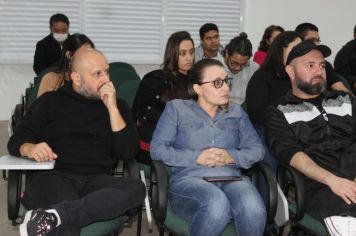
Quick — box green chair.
[109,63,140,89]
[150,160,278,236]
[109,62,137,73]
[3,155,140,236]
[277,165,327,235]
[116,80,140,108]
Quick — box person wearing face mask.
[33,13,70,75]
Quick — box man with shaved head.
[266,41,356,235]
[8,48,146,236]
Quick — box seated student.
[37,33,94,97]
[221,33,259,105]
[266,41,356,236]
[334,25,356,93]
[295,22,351,93]
[151,59,266,236]
[253,25,284,65]
[8,48,146,236]
[132,31,194,165]
[33,13,70,75]
[195,23,224,62]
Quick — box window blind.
[0,0,244,64]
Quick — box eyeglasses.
[228,57,249,69]
[197,77,232,89]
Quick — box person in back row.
[151,59,266,236]
[37,33,95,97]
[222,33,259,105]
[295,22,351,93]
[33,13,70,75]
[334,25,356,93]
[195,23,224,62]
[266,40,356,236]
[132,31,194,165]
[253,25,284,65]
[9,48,146,236]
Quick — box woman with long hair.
[132,31,194,165]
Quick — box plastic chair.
[0,154,141,236]
[150,160,279,236]
[109,62,137,73]
[277,164,328,236]
[109,63,140,88]
[117,80,140,108]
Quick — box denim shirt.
[150,99,264,180]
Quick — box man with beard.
[8,48,146,236]
[266,40,356,236]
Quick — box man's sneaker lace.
[20,209,58,236]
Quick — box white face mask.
[53,33,68,42]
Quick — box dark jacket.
[246,63,341,126]
[266,90,356,183]
[33,34,62,75]
[131,69,190,164]
[8,82,139,175]
[334,39,356,85]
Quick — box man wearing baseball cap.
[266,40,356,236]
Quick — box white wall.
[0,0,355,120]
[245,0,356,63]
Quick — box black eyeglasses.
[197,77,232,89]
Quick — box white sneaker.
[324,215,356,236]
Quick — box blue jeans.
[169,176,266,236]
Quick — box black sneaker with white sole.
[20,209,58,236]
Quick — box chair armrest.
[7,170,22,224]
[277,164,305,222]
[123,158,139,180]
[149,160,168,226]
[250,161,278,223]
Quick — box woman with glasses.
[132,31,194,165]
[222,32,259,105]
[151,59,266,236]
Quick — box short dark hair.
[295,23,318,38]
[262,31,303,77]
[49,13,70,28]
[354,25,356,35]
[224,32,252,57]
[199,23,219,40]
[258,25,285,52]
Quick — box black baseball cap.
[286,40,331,65]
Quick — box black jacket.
[33,34,62,75]
[266,90,356,182]
[334,39,356,85]
[131,69,189,164]
[8,83,139,175]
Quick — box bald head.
[71,48,106,74]
[70,48,110,98]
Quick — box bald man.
[8,48,146,236]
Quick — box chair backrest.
[116,80,140,108]
[27,67,57,111]
[109,67,140,89]
[109,61,136,73]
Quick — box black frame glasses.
[228,57,249,69]
[197,77,232,89]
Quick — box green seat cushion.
[80,216,124,236]
[289,204,327,236]
[165,205,236,235]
